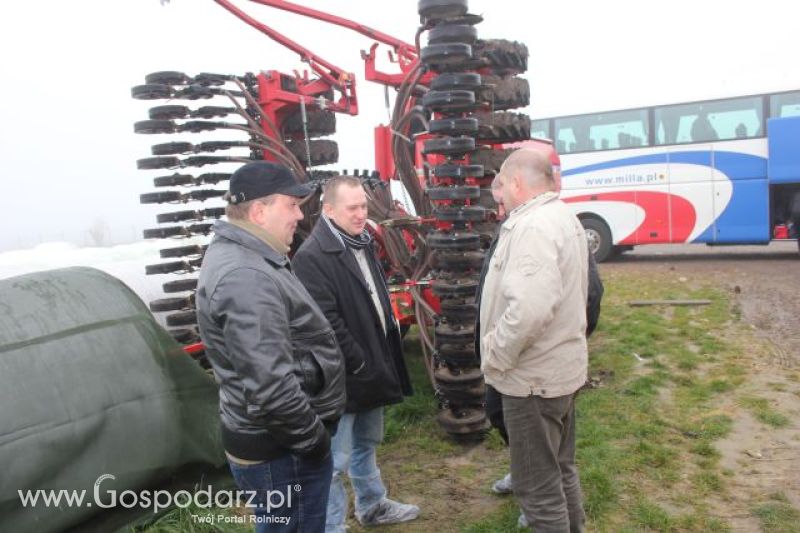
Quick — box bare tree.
[87,218,109,247]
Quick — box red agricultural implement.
[131,0,555,440]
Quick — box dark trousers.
[228,452,333,532]
[502,393,585,533]
[485,384,509,445]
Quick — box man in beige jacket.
[479,149,589,532]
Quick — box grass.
[457,271,797,532]
[461,500,521,533]
[753,493,800,533]
[566,275,744,530]
[739,395,791,428]
[628,499,673,531]
[134,270,799,532]
[383,335,453,452]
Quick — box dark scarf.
[326,216,394,329]
[328,218,372,250]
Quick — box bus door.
[631,154,670,244]
[711,143,770,243]
[667,146,715,243]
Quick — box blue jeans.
[228,452,333,533]
[326,408,386,532]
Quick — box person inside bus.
[690,112,718,142]
[735,122,748,138]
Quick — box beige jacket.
[479,191,589,398]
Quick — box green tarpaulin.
[0,267,224,532]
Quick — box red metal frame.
[214,0,426,95]
[211,0,437,163]
[245,0,422,87]
[248,0,414,50]
[363,42,432,88]
[214,0,359,116]
[254,70,358,160]
[184,0,517,355]
[373,125,395,181]
[391,285,440,326]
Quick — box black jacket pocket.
[293,349,324,396]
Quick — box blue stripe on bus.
[712,152,768,180]
[562,151,766,180]
[562,153,667,176]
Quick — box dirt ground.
[604,241,800,531]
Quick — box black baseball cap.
[226,161,312,204]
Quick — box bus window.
[588,109,648,151]
[554,118,580,153]
[531,119,551,139]
[770,91,800,117]
[555,109,648,153]
[655,96,763,144]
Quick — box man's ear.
[322,202,333,218]
[248,201,264,224]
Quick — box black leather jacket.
[197,220,346,460]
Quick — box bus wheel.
[582,218,613,262]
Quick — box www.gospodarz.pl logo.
[18,473,299,514]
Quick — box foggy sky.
[1,0,798,251]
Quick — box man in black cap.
[196,161,347,532]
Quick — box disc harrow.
[417,0,531,441]
[132,68,338,346]
[131,0,541,443]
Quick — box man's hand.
[300,424,331,463]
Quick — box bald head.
[498,149,555,211]
[499,149,554,190]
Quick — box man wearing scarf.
[292,176,417,532]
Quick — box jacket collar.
[503,191,559,231]
[212,219,289,268]
[310,216,372,292]
[313,215,348,254]
[228,218,290,255]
